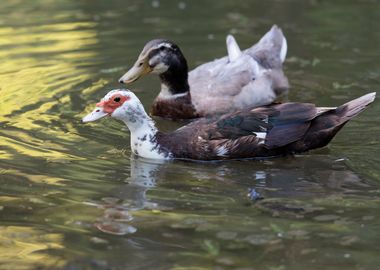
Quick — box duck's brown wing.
[157,94,376,160]
[158,102,320,159]
[203,102,319,151]
[252,103,318,148]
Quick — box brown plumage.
[154,93,376,160]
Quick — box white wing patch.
[216,146,229,157]
[254,132,267,145]
[254,132,267,139]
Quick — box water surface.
[1,1,380,269]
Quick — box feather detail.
[226,35,242,62]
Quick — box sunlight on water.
[0,17,101,162]
[0,226,64,269]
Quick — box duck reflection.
[94,154,374,235]
[245,155,373,200]
[95,157,167,235]
[178,155,373,200]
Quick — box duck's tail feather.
[335,92,376,124]
[299,92,376,152]
[245,25,287,69]
[279,34,287,63]
[226,35,242,62]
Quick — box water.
[1,0,380,269]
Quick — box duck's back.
[188,54,287,116]
[188,25,289,116]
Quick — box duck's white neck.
[118,104,170,160]
[158,83,189,100]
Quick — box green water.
[1,0,380,269]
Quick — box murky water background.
[1,0,380,269]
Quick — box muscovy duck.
[82,89,375,161]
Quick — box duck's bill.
[82,107,108,123]
[119,60,151,84]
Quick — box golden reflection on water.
[0,20,101,161]
[0,13,103,267]
[0,226,64,269]
[0,21,97,115]
[0,11,97,268]
[2,168,66,186]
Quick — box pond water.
[1,0,380,269]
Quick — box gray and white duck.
[82,89,376,161]
[118,25,289,119]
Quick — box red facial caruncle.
[96,93,130,114]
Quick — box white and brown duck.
[118,25,289,119]
[83,89,376,161]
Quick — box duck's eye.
[138,62,143,67]
[159,46,166,51]
[114,97,121,102]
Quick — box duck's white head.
[82,89,152,131]
[83,89,166,160]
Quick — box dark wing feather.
[252,103,317,123]
[162,102,320,159]
[265,122,311,148]
[261,103,318,148]
[209,112,272,140]
[211,135,261,157]
[204,103,318,148]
